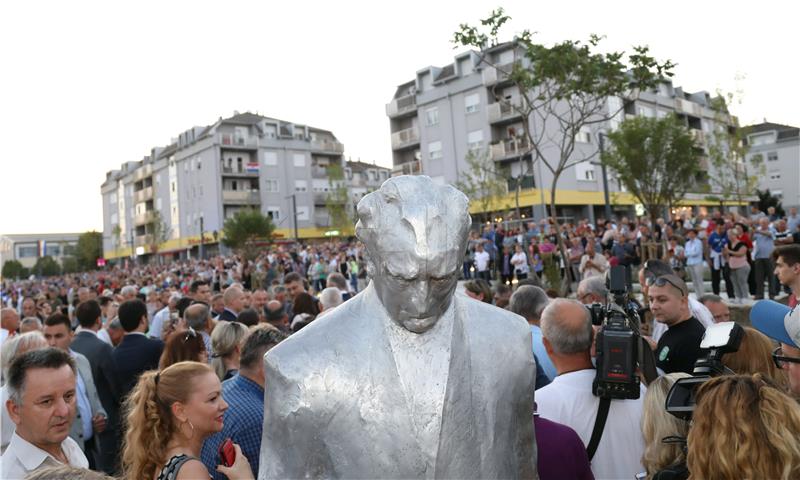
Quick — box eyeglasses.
[772,347,800,369]
[648,276,687,297]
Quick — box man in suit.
[112,299,164,400]
[72,300,122,474]
[42,313,107,468]
[218,286,244,322]
[259,176,537,479]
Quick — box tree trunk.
[549,173,573,294]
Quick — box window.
[266,207,280,221]
[264,179,279,192]
[467,130,483,152]
[426,107,439,126]
[575,129,592,144]
[769,172,781,180]
[197,158,202,170]
[768,152,779,162]
[575,162,596,181]
[381,171,388,180]
[171,182,176,193]
[637,105,655,118]
[46,244,61,257]
[264,124,277,139]
[428,141,443,160]
[263,151,278,166]
[110,213,118,224]
[295,180,308,192]
[109,193,117,205]
[465,93,480,114]
[17,245,38,258]
[656,110,668,119]
[293,153,306,167]
[296,206,310,221]
[749,133,773,146]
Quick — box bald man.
[219,286,245,322]
[2,308,20,337]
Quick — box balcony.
[134,234,154,247]
[313,192,347,204]
[675,98,701,117]
[219,133,257,150]
[482,61,521,86]
[390,126,420,150]
[310,138,344,154]
[689,129,707,146]
[134,210,156,225]
[221,166,259,177]
[133,164,153,182]
[222,190,261,205]
[391,160,422,176]
[134,185,154,203]
[488,99,524,123]
[386,94,417,118]
[314,214,331,227]
[490,137,530,162]
[311,166,330,178]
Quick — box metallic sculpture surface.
[258,176,538,479]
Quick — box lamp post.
[598,132,613,221]
[199,215,205,260]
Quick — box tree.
[325,163,353,234]
[222,208,275,261]
[32,256,61,277]
[601,116,701,223]
[757,189,785,218]
[455,149,509,222]
[150,210,172,261]
[454,8,674,291]
[111,224,122,250]
[2,259,24,279]
[61,256,79,274]
[76,231,103,271]
[706,89,763,212]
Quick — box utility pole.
[598,132,613,222]
[199,215,205,260]
[129,228,135,264]
[291,194,299,241]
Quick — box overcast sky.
[2,0,797,234]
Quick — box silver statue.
[259,176,537,479]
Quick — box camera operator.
[647,275,705,374]
[536,298,646,479]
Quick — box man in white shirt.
[473,242,490,281]
[579,241,608,280]
[2,348,89,479]
[536,298,646,480]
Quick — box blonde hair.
[687,374,800,479]
[210,321,249,380]
[1,331,47,381]
[641,373,691,478]
[121,361,214,480]
[722,327,787,389]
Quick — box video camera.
[588,265,643,400]
[665,321,744,420]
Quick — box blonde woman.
[687,374,800,479]
[122,361,254,479]
[640,373,691,479]
[211,321,249,381]
[723,327,788,390]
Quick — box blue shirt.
[754,226,776,259]
[201,374,264,479]
[707,231,727,253]
[531,325,557,381]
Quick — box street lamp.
[597,132,613,221]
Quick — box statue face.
[371,251,459,334]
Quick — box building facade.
[744,122,800,211]
[101,112,352,260]
[386,43,742,222]
[0,233,81,269]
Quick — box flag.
[246,162,259,173]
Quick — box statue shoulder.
[457,295,531,339]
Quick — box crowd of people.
[1,204,800,479]
[464,205,800,303]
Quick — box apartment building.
[743,122,800,210]
[386,43,741,222]
[101,112,347,260]
[0,233,81,269]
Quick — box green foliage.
[76,231,103,271]
[61,256,79,274]
[150,210,171,255]
[602,116,701,221]
[757,189,785,218]
[222,209,275,260]
[455,150,508,221]
[2,259,24,279]
[706,91,762,208]
[32,256,61,277]
[325,163,352,234]
[542,253,562,291]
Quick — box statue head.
[356,176,471,333]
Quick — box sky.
[2,0,798,234]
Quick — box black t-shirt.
[656,317,705,374]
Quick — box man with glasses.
[647,274,705,374]
[751,301,800,396]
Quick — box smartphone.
[218,438,235,467]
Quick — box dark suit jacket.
[112,333,164,400]
[217,308,238,322]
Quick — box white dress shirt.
[536,369,647,480]
[1,431,88,479]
